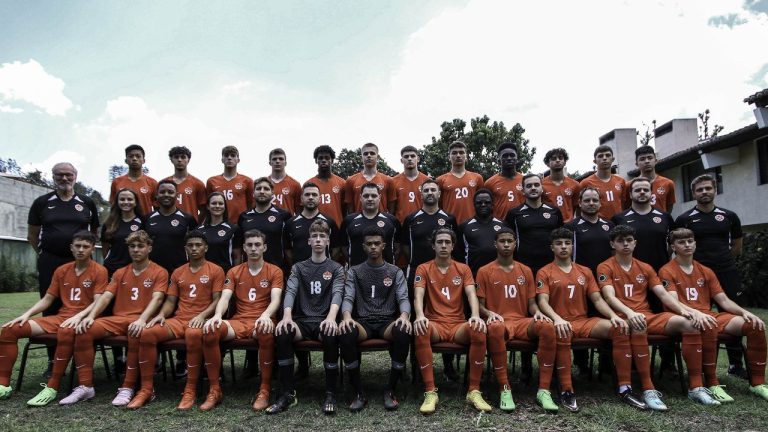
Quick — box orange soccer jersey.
[649,175,676,212]
[597,257,661,314]
[659,260,723,313]
[165,174,207,221]
[46,260,108,318]
[110,174,158,215]
[414,260,474,324]
[437,171,484,224]
[271,175,302,215]
[579,173,626,220]
[307,174,346,226]
[344,172,395,213]
[475,261,535,320]
[103,262,169,318]
[391,171,430,223]
[206,174,255,224]
[224,262,284,320]
[536,262,599,321]
[542,176,581,222]
[168,261,225,321]
[483,173,525,220]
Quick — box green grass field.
[1,292,767,432]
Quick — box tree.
[0,158,23,176]
[108,165,128,182]
[334,148,398,179]
[637,120,656,147]
[420,115,535,179]
[698,109,724,141]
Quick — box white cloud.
[0,59,74,116]
[21,150,86,180]
[0,104,23,113]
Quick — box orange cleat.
[126,389,155,410]
[177,388,197,411]
[200,388,223,411]
[252,389,270,411]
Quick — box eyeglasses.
[53,172,76,178]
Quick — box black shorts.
[359,317,397,339]
[295,320,325,341]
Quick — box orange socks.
[486,323,510,389]
[701,327,719,387]
[257,332,275,392]
[610,328,632,387]
[743,322,767,386]
[681,332,704,389]
[0,322,32,386]
[630,333,654,391]
[47,327,76,390]
[533,322,556,391]
[184,328,204,391]
[202,326,227,391]
[467,326,486,392]
[414,332,435,391]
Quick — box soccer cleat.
[0,384,12,400]
[252,389,269,411]
[26,384,57,407]
[708,385,735,403]
[59,385,95,406]
[536,389,559,413]
[383,391,399,411]
[727,365,749,381]
[688,387,720,406]
[200,388,223,411]
[265,391,297,414]
[618,387,647,410]
[322,391,337,414]
[642,389,668,411]
[560,391,579,412]
[127,388,155,409]
[499,385,515,411]
[750,384,768,402]
[420,390,439,415]
[177,388,197,410]
[111,388,134,407]
[349,393,367,412]
[466,389,492,413]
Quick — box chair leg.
[99,344,112,380]
[229,349,236,383]
[15,341,32,392]
[161,352,168,382]
[463,353,469,387]
[673,343,686,395]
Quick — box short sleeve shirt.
[659,260,723,313]
[476,261,535,320]
[536,262,599,321]
[105,261,169,317]
[111,175,158,216]
[414,260,474,324]
[46,260,108,318]
[206,174,254,225]
[438,171,484,224]
[224,262,284,320]
[596,257,660,314]
[167,261,225,321]
[484,173,525,221]
[579,174,627,220]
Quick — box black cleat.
[322,391,337,415]
[727,365,749,381]
[619,387,647,410]
[349,393,367,412]
[265,391,297,414]
[560,391,579,412]
[383,391,399,411]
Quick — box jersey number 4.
[440,286,451,300]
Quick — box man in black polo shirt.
[456,189,507,275]
[27,162,99,374]
[675,173,747,378]
[340,183,400,266]
[284,182,340,264]
[145,179,196,276]
[237,177,292,268]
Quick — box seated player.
[0,231,107,404]
[126,231,224,409]
[267,220,345,415]
[477,227,566,413]
[660,228,768,403]
[413,227,490,414]
[597,225,717,408]
[199,229,283,411]
[338,227,411,412]
[536,228,640,412]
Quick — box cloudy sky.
[1,0,766,195]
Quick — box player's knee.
[536,322,556,343]
[487,322,504,339]
[56,326,76,344]
[257,332,274,349]
[321,334,338,351]
[275,329,295,347]
[338,327,359,348]
[202,330,219,346]
[390,325,410,345]
[469,326,486,344]
[701,327,718,343]
[414,332,431,348]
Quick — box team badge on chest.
[75,204,84,212]
[260,279,269,288]
[383,277,393,287]
[437,218,446,226]
[185,187,193,195]
[282,187,290,195]
[322,271,332,280]
[140,186,149,193]
[332,186,340,193]
[652,217,662,224]
[468,179,477,187]
[635,274,646,284]
[377,221,385,228]
[82,279,92,288]
[144,279,153,288]
[218,230,226,237]
[696,278,705,287]
[715,214,725,222]
[200,275,210,284]
[268,216,276,223]
[235,183,243,190]
[130,224,139,231]
[517,275,526,285]
[543,212,551,219]
[452,276,462,285]
[171,219,179,227]
[576,275,586,285]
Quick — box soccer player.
[197,192,238,272]
[110,144,158,215]
[484,142,525,221]
[101,189,145,277]
[237,177,292,268]
[437,140,484,224]
[267,220,344,414]
[206,146,254,225]
[126,231,224,409]
[340,183,400,266]
[477,228,566,413]
[195,229,283,411]
[338,227,411,411]
[536,227,638,412]
[45,231,168,407]
[542,148,581,222]
[0,231,107,403]
[285,182,340,264]
[597,225,717,408]
[165,146,207,223]
[612,177,674,273]
[344,142,395,214]
[268,148,302,215]
[456,189,506,275]
[660,228,768,403]
[675,174,747,378]
[306,145,346,227]
[634,145,675,213]
[390,146,430,223]
[579,145,626,220]
[413,227,491,414]
[145,180,196,277]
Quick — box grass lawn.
[0,291,767,432]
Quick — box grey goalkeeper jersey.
[284,258,345,322]
[341,261,410,320]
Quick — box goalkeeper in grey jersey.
[338,227,412,412]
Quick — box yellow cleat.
[419,390,439,414]
[466,389,492,413]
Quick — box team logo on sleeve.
[415,275,422,283]
[576,275,586,285]
[565,188,573,196]
[377,221,385,228]
[171,219,179,227]
[75,204,84,212]
[715,214,725,222]
[268,216,276,222]
[598,274,607,282]
[493,225,501,231]
[218,230,226,237]
[383,276,393,287]
[536,280,543,289]
[468,179,477,187]
[200,275,210,283]
[332,186,340,193]
[696,278,705,287]
[130,224,140,231]
[652,217,662,224]
[140,186,149,193]
[82,279,93,288]
[260,279,269,288]
[602,224,609,231]
[235,183,243,190]
[144,279,153,288]
[185,187,193,195]
[656,187,666,195]
[437,218,446,226]
[282,187,290,195]
[543,213,551,219]
[517,275,526,285]
[636,274,646,284]
[452,276,462,285]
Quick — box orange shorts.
[642,312,676,335]
[30,315,66,334]
[227,318,276,339]
[501,318,535,341]
[705,311,738,332]
[89,315,134,336]
[571,317,604,338]
[164,317,190,338]
[429,320,465,342]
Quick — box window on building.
[758,137,768,185]
[681,160,722,202]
